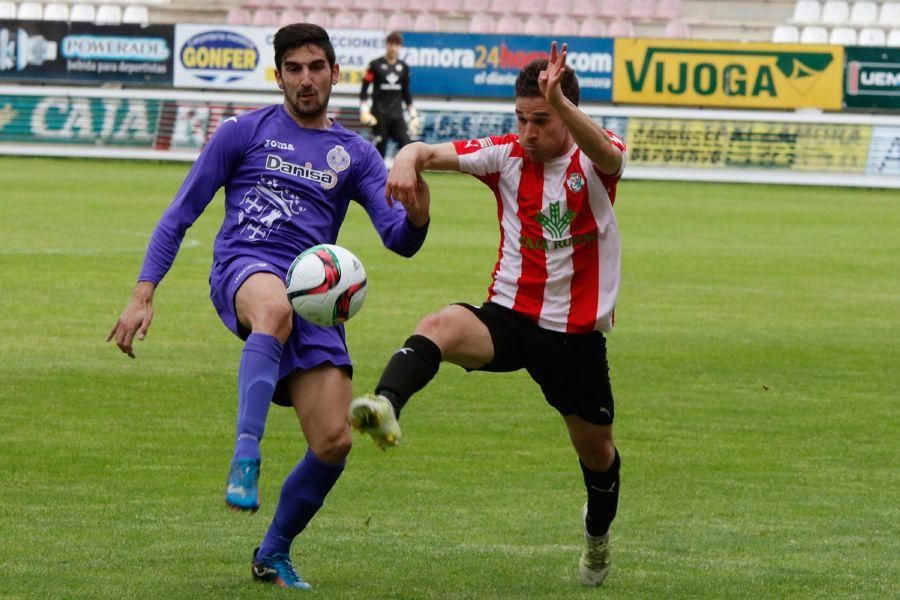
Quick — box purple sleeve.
[353,143,428,258]
[137,120,245,284]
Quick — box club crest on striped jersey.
[327,145,351,172]
[566,172,585,192]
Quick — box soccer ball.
[285,244,368,327]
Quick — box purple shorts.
[209,256,352,406]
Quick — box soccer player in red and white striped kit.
[350,42,626,587]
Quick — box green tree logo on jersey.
[535,202,575,239]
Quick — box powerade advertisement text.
[0,20,173,85]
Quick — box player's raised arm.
[541,41,622,175]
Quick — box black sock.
[375,335,442,418]
[580,450,620,537]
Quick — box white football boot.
[348,394,401,450]
[579,503,611,586]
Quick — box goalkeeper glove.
[407,106,421,137]
[359,103,377,127]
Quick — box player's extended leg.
[349,304,494,448]
[252,364,351,590]
[565,417,619,586]
[226,273,293,512]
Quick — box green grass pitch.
[0,156,898,598]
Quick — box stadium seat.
[800,25,828,42]
[569,0,598,19]
[579,17,606,37]
[386,12,414,30]
[523,14,550,34]
[432,0,462,14]
[462,0,491,15]
[541,0,573,17]
[495,14,523,32]
[331,11,359,28]
[656,0,682,20]
[226,7,253,24]
[468,12,494,32]
[627,0,656,21]
[857,27,886,45]
[791,1,822,24]
[772,25,801,42]
[829,25,857,43]
[551,15,579,35]
[0,1,13,19]
[487,0,516,15]
[349,0,370,12]
[888,28,900,45]
[880,3,900,28]
[412,12,441,31]
[821,1,850,25]
[122,5,149,25]
[307,9,333,27]
[17,2,43,20]
[515,0,545,16]
[599,0,627,18]
[358,11,384,28]
[278,9,305,25]
[94,4,122,25]
[70,3,96,22]
[43,2,69,21]
[251,8,277,26]
[849,1,878,26]
[663,20,691,38]
[607,19,635,37]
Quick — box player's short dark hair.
[515,59,580,106]
[273,23,336,70]
[386,31,403,45]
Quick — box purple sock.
[257,448,345,557]
[232,333,283,462]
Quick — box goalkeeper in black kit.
[359,31,420,158]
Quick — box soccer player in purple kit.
[107,23,429,590]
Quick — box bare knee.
[251,300,293,343]
[310,425,352,464]
[414,311,445,339]
[578,439,616,472]
[413,305,484,360]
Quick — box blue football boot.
[251,547,312,590]
[225,458,260,512]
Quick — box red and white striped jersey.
[454,132,626,333]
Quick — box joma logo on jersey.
[625,47,833,97]
[265,154,336,189]
[265,139,294,151]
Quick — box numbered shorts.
[458,302,614,425]
[209,256,352,406]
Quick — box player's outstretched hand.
[539,41,568,108]
[404,172,431,228]
[107,281,155,359]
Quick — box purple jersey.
[138,104,426,284]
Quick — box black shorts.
[459,302,614,425]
